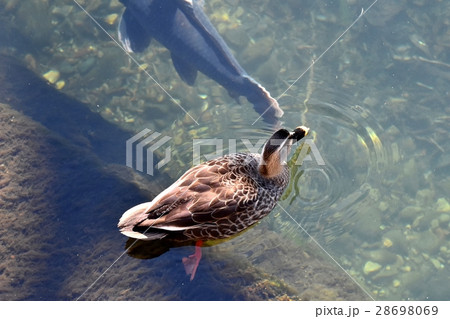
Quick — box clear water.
[0,0,449,300]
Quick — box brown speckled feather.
[119,153,287,241]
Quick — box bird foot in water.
[182,241,203,281]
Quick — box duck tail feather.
[118,202,167,240]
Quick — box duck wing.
[118,157,258,240]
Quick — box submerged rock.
[353,207,382,240]
[0,102,159,300]
[241,36,274,69]
[366,249,397,265]
[363,261,382,275]
[365,0,406,27]
[16,1,53,47]
[436,198,450,213]
[399,206,423,222]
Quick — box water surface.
[0,0,449,300]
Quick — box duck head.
[258,126,309,178]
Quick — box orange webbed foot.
[182,241,203,281]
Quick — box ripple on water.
[279,96,393,245]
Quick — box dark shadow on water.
[0,54,131,164]
[124,238,195,260]
[0,53,173,300]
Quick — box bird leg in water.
[182,240,203,281]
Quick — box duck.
[118,126,309,280]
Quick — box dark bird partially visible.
[118,126,309,280]
[118,0,284,125]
